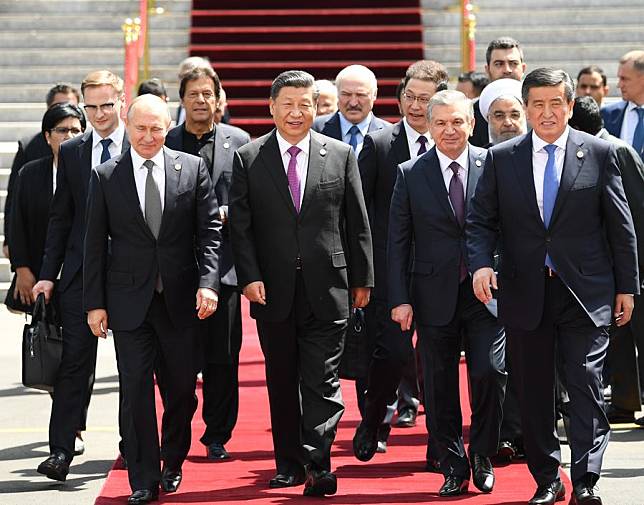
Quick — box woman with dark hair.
[8,102,86,309]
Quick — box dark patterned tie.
[448,161,467,282]
[417,135,428,156]
[286,145,302,212]
[100,138,112,164]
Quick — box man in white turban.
[478,78,527,146]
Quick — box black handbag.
[22,293,63,392]
[339,308,369,380]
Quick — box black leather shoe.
[303,468,337,497]
[352,422,378,462]
[470,453,494,493]
[606,405,635,424]
[394,407,417,428]
[207,442,231,460]
[37,452,70,482]
[571,475,602,504]
[439,474,469,496]
[635,416,644,427]
[528,479,565,504]
[127,489,159,504]
[496,440,517,461]
[424,458,441,474]
[161,466,182,492]
[268,473,305,488]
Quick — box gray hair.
[426,89,474,121]
[522,67,575,104]
[335,64,378,96]
[620,50,644,72]
[270,70,319,101]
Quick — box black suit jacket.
[312,111,391,141]
[388,145,487,326]
[358,120,407,300]
[39,129,129,291]
[230,129,374,322]
[469,100,489,148]
[467,129,639,329]
[165,122,250,286]
[83,147,221,331]
[9,155,54,276]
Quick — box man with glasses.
[353,61,448,470]
[33,70,129,482]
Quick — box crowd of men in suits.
[4,35,643,505]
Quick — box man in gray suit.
[165,65,250,462]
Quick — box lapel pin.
[576,150,584,159]
[320,148,327,156]
[174,163,182,171]
[223,142,230,149]
[475,159,482,167]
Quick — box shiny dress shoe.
[425,458,441,474]
[439,474,469,496]
[268,473,305,488]
[37,451,70,481]
[161,466,182,492]
[571,476,602,504]
[635,416,644,427]
[127,489,159,504]
[353,422,378,462]
[207,442,231,460]
[303,468,337,497]
[470,453,494,493]
[376,440,387,453]
[394,407,417,428]
[496,440,516,461]
[74,432,85,456]
[606,405,635,424]
[528,479,565,504]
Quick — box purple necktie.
[287,145,302,212]
[417,135,428,156]
[448,161,468,281]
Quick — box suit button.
[545,237,551,243]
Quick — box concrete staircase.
[422,0,644,96]
[0,0,191,298]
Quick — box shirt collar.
[276,130,310,157]
[92,120,125,150]
[339,111,372,137]
[436,146,470,174]
[402,117,430,144]
[532,126,569,154]
[130,146,166,171]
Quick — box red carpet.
[95,301,571,504]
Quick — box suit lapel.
[210,125,231,182]
[260,131,298,217]
[465,146,484,213]
[78,130,93,191]
[161,148,182,232]
[422,149,460,228]
[390,122,411,164]
[115,151,155,240]
[325,113,342,140]
[550,131,585,226]
[512,134,542,224]
[299,132,328,219]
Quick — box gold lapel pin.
[174,163,182,171]
[475,159,482,167]
[223,142,230,149]
[320,148,327,156]
[576,150,584,159]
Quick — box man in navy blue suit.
[601,50,644,159]
[468,68,639,505]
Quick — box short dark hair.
[45,83,80,108]
[522,67,575,104]
[457,71,490,95]
[270,70,319,101]
[577,65,607,87]
[179,66,221,100]
[403,60,449,90]
[138,78,168,99]
[486,37,523,66]
[395,79,405,103]
[41,102,86,134]
[568,96,603,135]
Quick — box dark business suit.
[469,100,489,147]
[39,129,129,459]
[84,147,221,492]
[166,122,250,448]
[388,145,505,478]
[230,129,373,475]
[467,128,639,486]
[601,100,628,138]
[312,111,390,141]
[598,129,644,411]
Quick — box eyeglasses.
[402,93,432,105]
[83,102,116,114]
[51,126,83,135]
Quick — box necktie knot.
[544,144,557,156]
[348,125,360,152]
[100,138,113,164]
[287,145,301,158]
[348,125,360,135]
[143,159,154,172]
[449,161,460,177]
[100,138,112,149]
[417,135,428,156]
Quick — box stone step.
[0,258,10,281]
[0,168,10,188]
[0,124,39,143]
[0,190,7,215]
[0,82,181,103]
[0,212,4,235]
[0,30,188,49]
[0,12,190,30]
[0,65,179,85]
[0,144,17,169]
[0,47,184,67]
[424,0,644,8]
[0,0,190,14]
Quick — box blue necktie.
[543,144,558,270]
[348,125,360,152]
[100,138,113,164]
[632,108,644,159]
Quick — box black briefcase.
[22,293,63,392]
[339,308,369,380]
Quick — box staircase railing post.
[461,0,477,72]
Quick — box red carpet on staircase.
[189,0,426,137]
[95,301,571,504]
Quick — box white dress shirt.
[131,147,166,214]
[436,147,469,202]
[619,101,644,147]
[52,161,57,194]
[276,130,310,208]
[402,117,433,160]
[91,121,125,168]
[532,127,569,221]
[339,111,372,156]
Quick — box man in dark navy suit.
[468,68,639,505]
